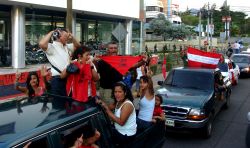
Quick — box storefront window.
[132,21,142,55]
[0,6,11,67]
[97,21,114,44]
[25,9,65,65]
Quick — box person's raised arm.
[68,32,81,49]
[14,72,27,93]
[39,31,53,51]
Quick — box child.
[152,94,165,123]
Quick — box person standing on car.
[94,41,148,107]
[96,81,137,147]
[137,75,155,131]
[60,46,99,103]
[39,28,80,97]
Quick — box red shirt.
[153,106,163,116]
[66,62,96,102]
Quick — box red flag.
[99,55,143,75]
[187,47,222,69]
[162,55,167,79]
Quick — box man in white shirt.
[39,28,80,98]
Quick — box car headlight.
[243,67,250,72]
[187,109,206,120]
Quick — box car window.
[164,70,173,85]
[233,56,249,63]
[218,63,228,72]
[60,121,90,148]
[16,136,49,148]
[171,70,213,90]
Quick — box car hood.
[236,63,249,69]
[156,86,213,108]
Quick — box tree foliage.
[149,14,192,40]
[149,14,170,36]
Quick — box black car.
[156,67,232,138]
[0,95,165,148]
[232,54,250,76]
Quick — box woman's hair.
[140,75,154,96]
[72,45,92,60]
[111,81,134,103]
[155,94,163,104]
[26,72,39,97]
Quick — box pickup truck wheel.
[202,116,213,138]
[223,91,231,109]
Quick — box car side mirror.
[158,81,163,86]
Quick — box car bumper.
[165,117,209,129]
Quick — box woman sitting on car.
[96,81,137,147]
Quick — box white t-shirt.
[136,67,143,80]
[114,100,137,136]
[45,41,74,76]
[138,95,155,122]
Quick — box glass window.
[132,21,141,55]
[97,21,114,44]
[19,136,49,148]
[25,9,65,65]
[0,7,11,67]
[172,70,213,90]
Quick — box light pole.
[210,4,216,49]
[66,0,72,32]
[198,10,201,49]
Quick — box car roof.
[174,67,214,73]
[233,54,250,57]
[0,96,98,144]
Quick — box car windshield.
[170,70,213,90]
[218,63,228,72]
[233,56,249,63]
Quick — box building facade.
[0,0,143,68]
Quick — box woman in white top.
[96,81,137,147]
[137,75,155,131]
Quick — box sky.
[173,0,250,16]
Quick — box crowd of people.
[14,28,166,148]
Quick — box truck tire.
[223,89,231,109]
[202,115,213,138]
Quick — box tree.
[180,15,199,26]
[149,14,171,40]
[166,25,192,41]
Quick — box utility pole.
[66,0,72,32]
[198,10,201,49]
[210,4,216,49]
[207,2,210,51]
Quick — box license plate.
[165,119,175,127]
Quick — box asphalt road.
[161,77,250,148]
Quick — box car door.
[232,62,239,79]
[213,74,226,115]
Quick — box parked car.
[225,59,240,85]
[0,95,165,148]
[232,54,250,77]
[156,67,232,138]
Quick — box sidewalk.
[0,64,50,75]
